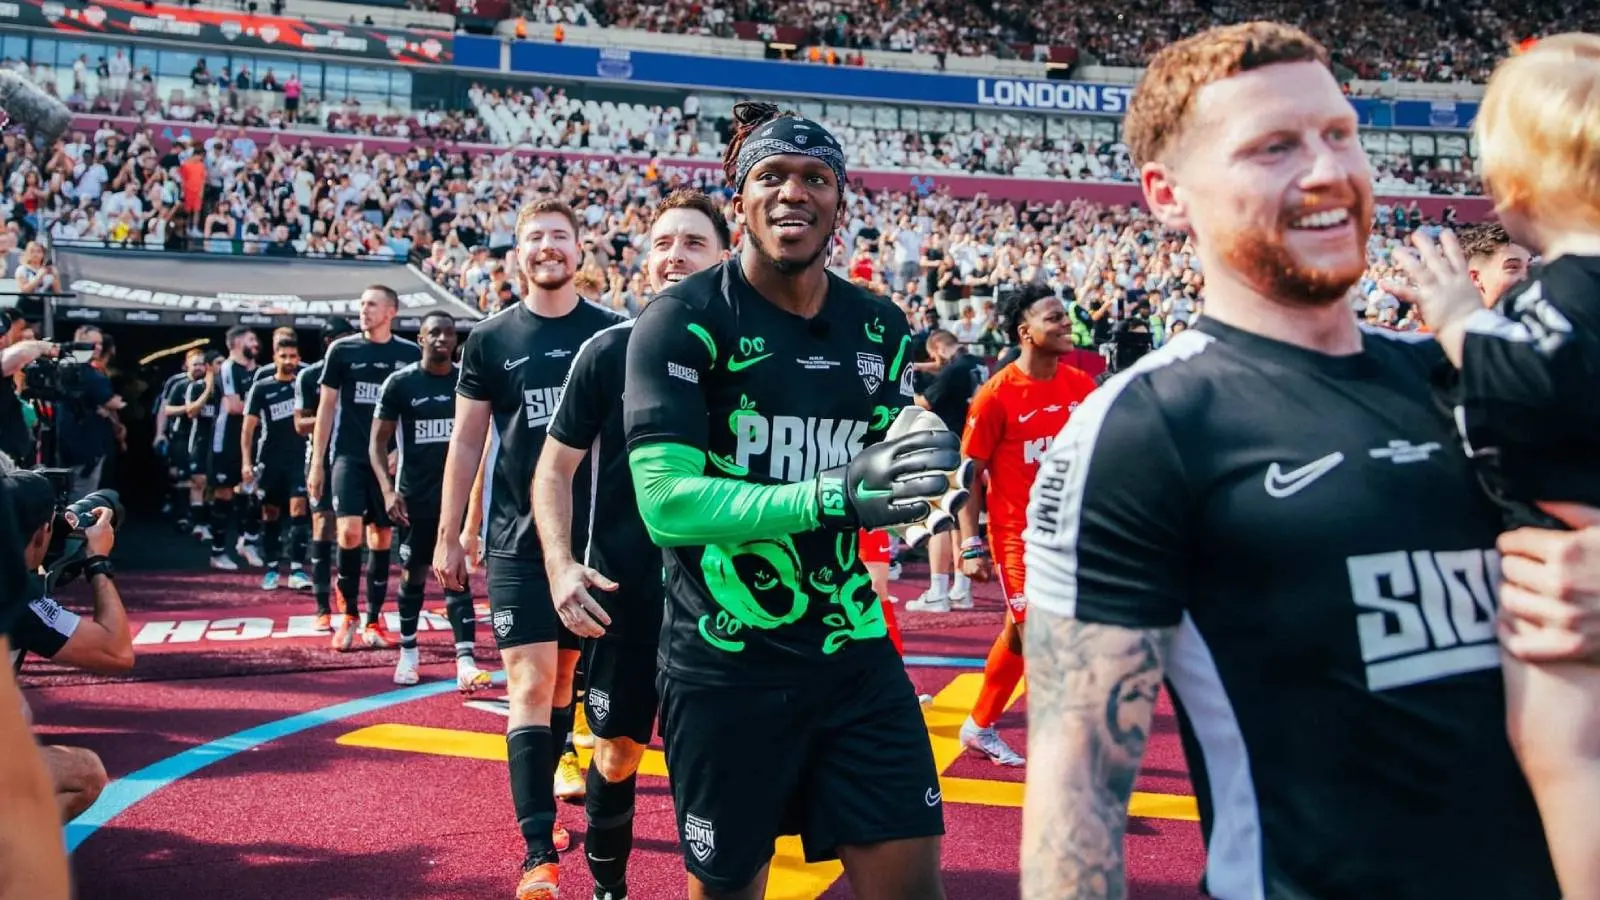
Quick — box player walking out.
[242,337,312,591]
[208,326,262,570]
[372,312,491,691]
[296,318,359,629]
[308,287,421,652]
[905,329,988,613]
[954,283,1095,767]
[183,351,222,542]
[434,199,625,900]
[624,102,960,900]
[532,189,730,900]
[1020,24,1560,899]
[159,349,207,533]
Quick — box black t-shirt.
[548,319,661,644]
[294,360,324,468]
[623,261,915,685]
[8,594,78,662]
[185,377,218,455]
[214,359,256,449]
[0,375,31,463]
[1023,317,1559,900]
[244,374,306,469]
[375,362,458,518]
[318,334,422,459]
[162,375,196,444]
[457,300,626,560]
[254,360,305,384]
[922,247,944,297]
[922,351,986,434]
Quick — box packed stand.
[590,0,1600,83]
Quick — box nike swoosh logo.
[855,480,894,500]
[1264,452,1345,499]
[1018,410,1038,422]
[725,353,772,372]
[925,788,942,806]
[503,356,529,370]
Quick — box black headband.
[734,116,848,192]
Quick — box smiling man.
[623,102,963,900]
[1018,22,1560,900]
[531,189,731,900]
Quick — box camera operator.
[51,326,124,499]
[0,310,57,465]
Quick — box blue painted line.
[64,671,507,853]
[65,652,983,852]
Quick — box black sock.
[508,726,557,865]
[289,516,310,568]
[263,518,283,570]
[551,704,575,763]
[189,502,205,528]
[397,580,424,649]
[584,766,637,893]
[444,590,476,659]
[209,498,232,555]
[337,546,363,617]
[235,492,258,542]
[311,539,333,615]
[365,548,391,627]
[174,487,192,522]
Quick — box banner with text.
[8,0,453,64]
[485,37,1480,130]
[53,249,481,331]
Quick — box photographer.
[51,326,124,499]
[0,310,55,465]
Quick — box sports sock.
[551,704,576,762]
[880,592,904,655]
[236,492,259,542]
[262,518,283,570]
[508,725,558,865]
[209,498,232,555]
[311,539,333,615]
[289,515,310,567]
[445,590,477,659]
[365,548,391,626]
[397,581,424,649]
[173,486,192,521]
[336,546,363,617]
[930,573,951,600]
[188,502,205,527]
[952,572,971,595]
[584,765,637,893]
[971,631,1025,730]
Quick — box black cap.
[321,317,357,339]
[5,470,57,535]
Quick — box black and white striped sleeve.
[1022,373,1189,627]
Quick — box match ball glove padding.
[815,427,962,531]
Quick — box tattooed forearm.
[1021,608,1175,900]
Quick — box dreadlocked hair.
[998,281,1061,344]
[722,101,794,186]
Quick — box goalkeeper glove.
[814,429,962,531]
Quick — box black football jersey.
[318,334,422,459]
[244,375,305,468]
[624,261,916,685]
[457,299,626,560]
[213,358,256,451]
[295,361,325,469]
[185,377,218,456]
[548,319,662,644]
[376,362,458,517]
[1023,316,1559,900]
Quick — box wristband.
[961,547,989,560]
[961,536,986,550]
[84,555,115,579]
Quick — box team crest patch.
[857,352,885,394]
[684,813,716,863]
[588,687,611,723]
[898,362,916,398]
[492,610,514,638]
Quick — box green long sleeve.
[628,442,820,547]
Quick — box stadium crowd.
[0,100,1452,351]
[587,0,1600,82]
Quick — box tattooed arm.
[1022,611,1174,899]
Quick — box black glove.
[814,429,962,531]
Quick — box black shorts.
[258,460,306,508]
[208,435,244,488]
[187,441,211,478]
[330,455,390,526]
[166,442,191,481]
[582,636,659,745]
[308,453,333,514]
[484,554,579,651]
[401,511,439,574]
[659,655,944,891]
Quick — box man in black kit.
[157,348,206,532]
[623,103,963,900]
[531,189,731,900]
[297,318,358,629]
[372,311,491,692]
[309,287,421,653]
[433,198,625,900]
[207,325,263,570]
[1018,23,1561,900]
[183,351,222,543]
[242,337,312,593]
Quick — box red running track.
[26,565,1207,899]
